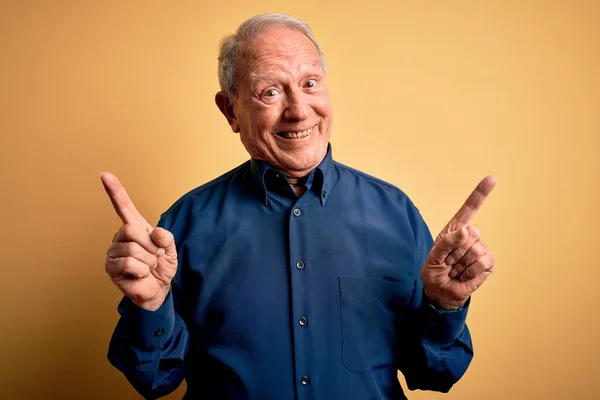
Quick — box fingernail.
[156,248,165,257]
[454,228,465,241]
[446,255,456,266]
[449,268,458,278]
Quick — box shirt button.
[293,208,302,217]
[298,316,308,326]
[300,375,311,386]
[322,190,327,198]
[154,328,164,337]
[296,261,305,270]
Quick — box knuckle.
[463,243,485,266]
[122,223,135,239]
[105,258,118,275]
[468,225,481,240]
[473,263,486,276]
[473,243,486,258]
[111,242,126,257]
[122,223,143,241]
[122,257,134,271]
[434,233,444,245]
[474,262,486,275]
[452,247,465,258]
[126,241,138,255]
[481,251,494,268]
[445,250,458,264]
[466,235,479,248]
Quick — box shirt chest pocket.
[339,276,416,373]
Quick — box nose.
[283,89,308,121]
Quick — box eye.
[304,79,317,88]
[264,88,280,97]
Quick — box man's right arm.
[101,172,189,398]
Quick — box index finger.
[450,175,497,225]
[100,172,150,228]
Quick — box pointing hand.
[421,176,497,310]
[101,172,177,311]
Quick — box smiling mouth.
[276,127,313,139]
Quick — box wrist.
[132,289,169,312]
[428,299,465,312]
[424,290,467,311]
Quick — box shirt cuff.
[421,297,470,343]
[117,291,175,351]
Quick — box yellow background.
[1,1,598,399]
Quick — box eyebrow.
[248,64,324,88]
[248,71,281,88]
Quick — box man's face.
[217,25,333,178]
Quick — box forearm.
[108,292,189,399]
[397,297,473,393]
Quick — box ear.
[215,91,240,133]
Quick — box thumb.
[428,227,469,265]
[150,227,177,257]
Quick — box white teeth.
[280,128,312,139]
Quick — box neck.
[287,176,308,196]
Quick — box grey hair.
[217,13,327,98]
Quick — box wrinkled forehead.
[236,26,321,81]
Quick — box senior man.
[102,13,496,400]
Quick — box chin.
[281,153,323,175]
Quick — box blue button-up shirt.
[108,146,473,399]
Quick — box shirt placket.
[288,194,315,400]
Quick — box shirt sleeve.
[395,201,474,393]
[107,291,189,399]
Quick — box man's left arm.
[397,176,497,392]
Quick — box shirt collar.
[250,143,334,207]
